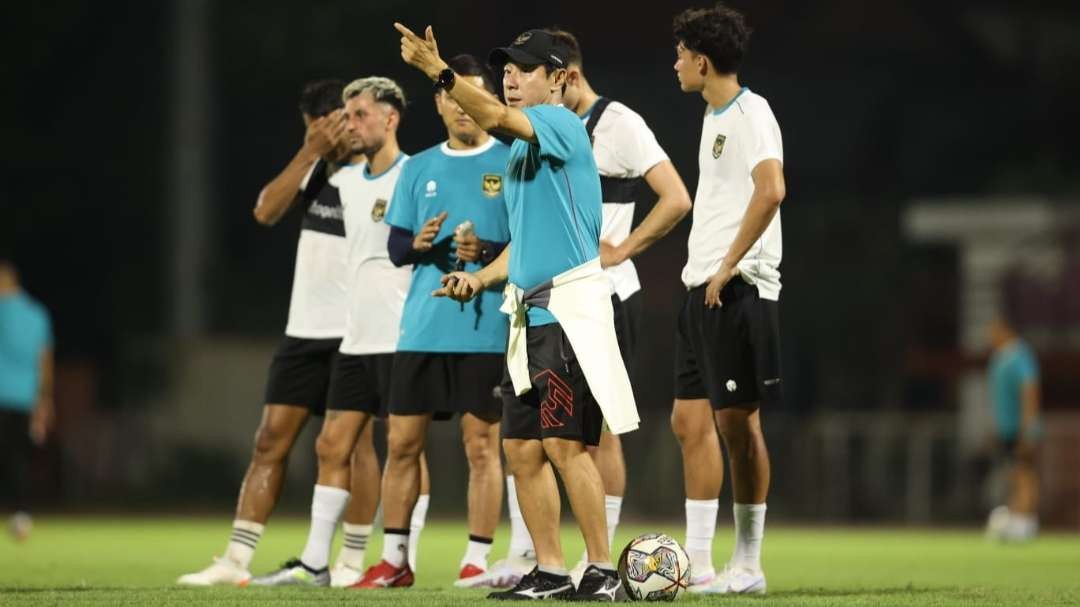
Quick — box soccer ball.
[617,533,691,601]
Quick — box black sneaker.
[488,567,575,600]
[569,566,626,602]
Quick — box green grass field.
[1,518,1078,605]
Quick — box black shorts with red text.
[500,323,603,446]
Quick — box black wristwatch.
[434,68,456,91]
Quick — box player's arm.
[387,212,450,267]
[29,347,54,446]
[433,244,511,302]
[253,111,347,226]
[393,23,538,143]
[704,158,786,307]
[601,160,692,267]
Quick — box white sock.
[732,503,766,571]
[408,493,430,571]
[335,523,372,569]
[299,485,350,571]
[382,529,410,568]
[507,476,535,556]
[461,535,494,569]
[685,498,719,577]
[224,520,264,570]
[605,495,623,550]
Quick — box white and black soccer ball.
[617,532,691,601]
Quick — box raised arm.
[253,111,346,226]
[601,160,692,267]
[394,23,537,143]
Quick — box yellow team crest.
[482,174,503,198]
[712,134,727,159]
[371,198,387,222]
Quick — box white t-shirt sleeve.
[610,111,670,177]
[743,102,784,173]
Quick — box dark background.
[3,0,1079,520]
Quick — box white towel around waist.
[499,258,640,434]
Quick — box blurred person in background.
[0,257,53,542]
[179,79,393,586]
[984,314,1042,543]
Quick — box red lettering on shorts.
[534,369,574,429]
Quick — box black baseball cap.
[489,30,569,69]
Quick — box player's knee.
[503,439,543,476]
[670,408,710,446]
[463,433,497,470]
[252,422,292,463]
[715,408,760,453]
[315,431,351,468]
[541,437,586,471]
[387,428,424,461]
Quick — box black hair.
[447,54,497,95]
[673,3,752,74]
[542,28,583,68]
[298,79,346,118]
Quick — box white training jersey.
[284,160,349,339]
[582,100,669,300]
[334,153,413,355]
[681,88,784,299]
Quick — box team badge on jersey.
[482,174,502,198]
[712,134,727,159]
[371,198,387,222]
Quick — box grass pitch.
[1,517,1078,605]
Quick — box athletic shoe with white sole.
[349,559,414,589]
[330,562,365,588]
[487,567,574,601]
[457,551,536,589]
[452,563,487,588]
[176,556,252,587]
[570,565,627,602]
[248,558,329,587]
[688,565,766,595]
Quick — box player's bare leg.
[503,439,563,570]
[177,404,310,586]
[250,410,374,587]
[457,413,502,579]
[1004,448,1039,541]
[542,437,610,566]
[331,422,380,586]
[705,404,768,594]
[671,398,722,583]
[571,431,626,584]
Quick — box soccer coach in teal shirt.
[395,24,625,600]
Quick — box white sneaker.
[688,565,766,595]
[986,505,1011,541]
[330,562,365,587]
[7,512,32,542]
[176,556,252,586]
[455,551,536,589]
[686,567,716,591]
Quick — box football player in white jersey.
[671,3,786,596]
[249,77,426,588]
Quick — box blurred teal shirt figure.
[505,104,602,326]
[988,340,1039,442]
[0,290,52,412]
